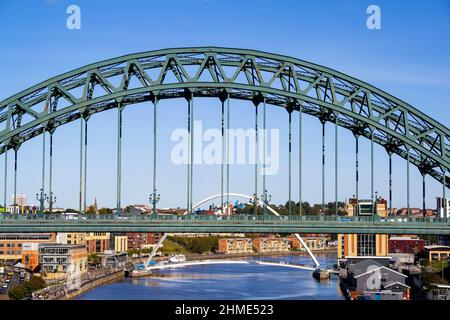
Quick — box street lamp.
[149,191,160,219]
[260,189,271,219]
[249,193,259,215]
[374,191,378,215]
[45,192,57,214]
[35,188,46,214]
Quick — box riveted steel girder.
[0,47,448,186]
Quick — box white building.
[56,233,68,244]
[10,193,26,206]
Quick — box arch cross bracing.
[0,47,448,186]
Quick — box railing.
[0,213,448,226]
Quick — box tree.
[86,205,96,214]
[8,285,28,300]
[8,276,46,300]
[88,253,101,265]
[98,207,112,214]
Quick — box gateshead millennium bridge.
[0,47,449,235]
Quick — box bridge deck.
[0,214,449,235]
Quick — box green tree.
[98,207,112,214]
[8,285,28,300]
[8,276,46,300]
[86,205,96,214]
[88,253,101,265]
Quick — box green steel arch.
[0,47,449,186]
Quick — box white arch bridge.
[145,192,320,269]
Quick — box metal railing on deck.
[0,212,448,226]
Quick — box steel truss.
[0,47,448,186]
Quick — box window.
[358,234,375,256]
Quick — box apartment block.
[0,233,56,260]
[218,238,254,254]
[39,243,88,278]
[252,237,291,253]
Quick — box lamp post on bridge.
[249,193,259,215]
[373,190,378,222]
[261,189,271,219]
[36,188,46,214]
[46,192,56,214]
[149,192,160,219]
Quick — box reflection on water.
[76,253,344,300]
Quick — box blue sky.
[0,0,449,210]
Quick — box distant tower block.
[12,193,27,207]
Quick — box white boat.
[168,254,186,263]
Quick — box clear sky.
[0,0,449,210]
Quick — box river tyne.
[76,253,344,300]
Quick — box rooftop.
[424,245,450,250]
[39,243,86,249]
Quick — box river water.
[76,253,344,300]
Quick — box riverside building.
[337,197,389,263]
[39,243,88,281]
[252,237,291,253]
[218,238,254,254]
[0,233,56,261]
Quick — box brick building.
[127,233,163,250]
[218,238,253,254]
[252,237,291,253]
[0,233,56,260]
[389,237,426,254]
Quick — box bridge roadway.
[0,214,449,235]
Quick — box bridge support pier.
[13,149,17,214]
[444,170,447,205]
[190,96,194,214]
[116,107,123,215]
[299,104,302,216]
[335,116,338,216]
[83,121,88,214]
[226,94,230,213]
[407,148,410,217]
[254,102,258,216]
[186,95,194,214]
[355,135,359,215]
[321,121,325,215]
[422,174,426,216]
[371,132,374,216]
[151,100,159,219]
[3,148,7,212]
[79,118,83,213]
[220,98,225,214]
[48,133,55,213]
[262,97,268,218]
[388,152,393,215]
[40,132,46,214]
[288,110,292,216]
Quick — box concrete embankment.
[65,271,124,300]
[34,270,125,300]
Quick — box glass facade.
[357,234,375,256]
